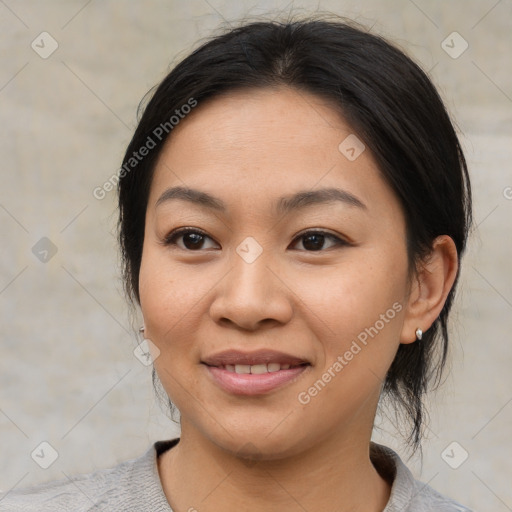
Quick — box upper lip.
[202,349,310,367]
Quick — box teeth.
[225,363,296,374]
[250,364,268,374]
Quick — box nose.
[209,250,293,331]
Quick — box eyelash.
[162,227,349,252]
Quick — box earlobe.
[400,235,459,344]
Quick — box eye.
[163,228,219,251]
[290,230,348,251]
[163,228,348,252]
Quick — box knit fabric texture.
[0,439,474,511]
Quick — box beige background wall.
[1,1,511,510]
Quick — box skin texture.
[138,86,458,512]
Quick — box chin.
[198,415,313,462]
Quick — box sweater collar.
[149,438,413,511]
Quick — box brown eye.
[164,228,219,251]
[291,230,348,251]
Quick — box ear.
[399,235,459,344]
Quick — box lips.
[202,349,311,395]
[202,349,308,367]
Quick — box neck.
[158,425,391,512]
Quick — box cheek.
[138,247,193,348]
[138,250,203,407]
[294,254,409,420]
[292,259,407,428]
[138,245,224,367]
[294,251,407,343]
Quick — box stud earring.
[415,328,423,341]
[139,325,145,336]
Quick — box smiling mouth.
[201,350,311,395]
[204,363,310,396]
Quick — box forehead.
[148,87,400,222]
[160,86,350,163]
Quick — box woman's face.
[139,87,415,459]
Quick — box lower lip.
[205,365,309,395]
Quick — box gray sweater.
[0,439,473,511]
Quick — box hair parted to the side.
[117,14,472,451]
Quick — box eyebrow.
[155,186,367,214]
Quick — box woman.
[0,15,474,512]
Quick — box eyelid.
[289,229,349,250]
[163,227,220,249]
[163,226,207,241]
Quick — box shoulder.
[0,471,107,512]
[371,443,474,512]
[0,440,177,512]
